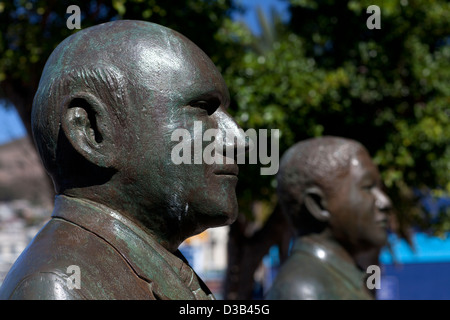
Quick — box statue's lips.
[375,215,388,229]
[213,165,239,177]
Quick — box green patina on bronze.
[266,136,392,300]
[0,20,246,300]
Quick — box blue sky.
[0,0,290,146]
[0,106,27,145]
[232,0,290,34]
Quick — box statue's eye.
[190,98,220,116]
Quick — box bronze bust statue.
[0,20,246,300]
[265,136,392,300]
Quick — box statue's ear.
[304,187,330,222]
[60,93,116,168]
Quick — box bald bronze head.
[32,20,245,251]
[277,136,392,254]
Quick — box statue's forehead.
[136,41,226,97]
[48,21,207,73]
[44,20,227,100]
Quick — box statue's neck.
[60,189,184,253]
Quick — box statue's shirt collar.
[52,195,214,300]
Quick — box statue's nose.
[214,111,249,160]
[374,188,392,212]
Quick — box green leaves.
[219,0,450,231]
[0,0,448,232]
[112,0,127,16]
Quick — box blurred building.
[0,136,53,286]
[0,137,54,206]
[179,226,229,299]
[0,200,49,285]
